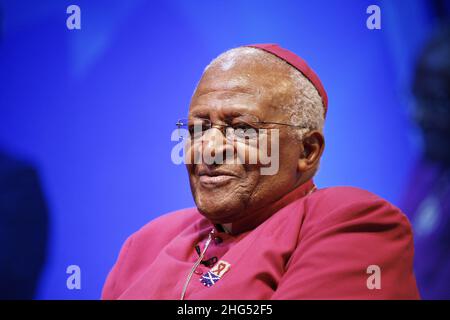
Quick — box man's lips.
[196,167,239,188]
[199,174,235,187]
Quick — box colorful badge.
[200,260,231,287]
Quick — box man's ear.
[297,130,325,173]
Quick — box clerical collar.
[214,223,232,234]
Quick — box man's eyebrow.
[189,110,209,118]
[226,112,260,120]
[188,111,261,123]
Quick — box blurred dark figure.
[0,150,48,299]
[401,22,450,299]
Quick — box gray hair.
[202,47,325,139]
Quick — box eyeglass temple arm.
[257,121,308,129]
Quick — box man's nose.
[202,127,234,164]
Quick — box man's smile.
[196,166,240,188]
[199,174,236,188]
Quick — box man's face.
[186,58,304,225]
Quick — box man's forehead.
[189,50,298,119]
[191,71,272,113]
[194,60,291,102]
[195,76,259,97]
[189,88,262,117]
[189,86,287,123]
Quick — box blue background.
[0,0,438,299]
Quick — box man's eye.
[232,123,254,131]
[232,123,258,139]
[188,124,210,136]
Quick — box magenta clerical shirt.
[102,180,419,299]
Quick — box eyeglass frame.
[175,117,309,141]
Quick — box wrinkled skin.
[186,57,325,234]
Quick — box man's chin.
[195,198,244,224]
[191,180,250,222]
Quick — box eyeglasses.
[175,116,309,141]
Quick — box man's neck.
[215,179,316,235]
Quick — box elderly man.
[102,44,419,299]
